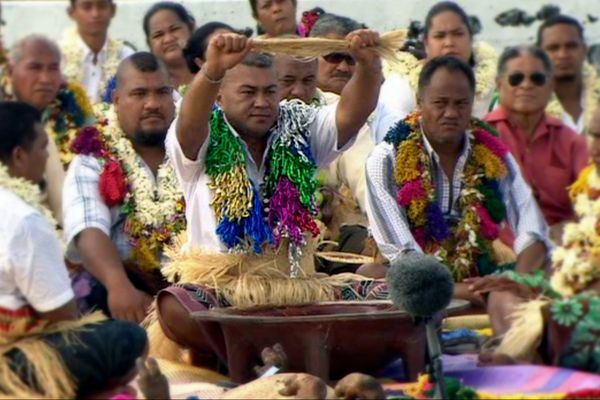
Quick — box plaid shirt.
[63,155,146,263]
[365,132,552,263]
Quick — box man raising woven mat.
[146,29,396,367]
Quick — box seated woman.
[484,45,589,244]
[379,1,497,122]
[143,2,196,91]
[0,102,146,398]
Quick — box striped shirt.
[365,131,551,264]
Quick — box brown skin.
[68,0,116,54]
[334,373,385,400]
[177,30,383,165]
[5,123,79,323]
[255,0,297,38]
[75,65,175,323]
[317,33,355,95]
[497,52,554,137]
[275,55,318,104]
[147,9,194,87]
[424,10,472,62]
[540,23,586,123]
[588,108,600,170]
[8,39,62,111]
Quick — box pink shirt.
[484,106,589,225]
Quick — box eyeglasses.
[322,52,356,66]
[507,72,547,87]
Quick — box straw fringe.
[142,303,185,364]
[0,312,105,399]
[495,298,549,362]
[252,30,407,62]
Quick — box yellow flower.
[395,140,421,183]
[408,198,427,226]
[472,144,507,179]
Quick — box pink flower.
[397,180,426,206]
[474,129,509,158]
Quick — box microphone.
[387,252,454,399]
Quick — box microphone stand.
[424,315,447,399]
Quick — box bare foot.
[254,343,288,376]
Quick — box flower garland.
[60,26,124,103]
[546,62,600,130]
[44,82,95,166]
[384,41,498,102]
[71,107,186,270]
[206,103,320,257]
[0,162,56,228]
[385,112,509,281]
[549,164,600,297]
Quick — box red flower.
[100,159,128,206]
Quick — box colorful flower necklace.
[0,73,95,167]
[71,107,185,271]
[60,26,124,103]
[206,103,320,263]
[385,112,509,281]
[0,162,56,228]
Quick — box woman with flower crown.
[0,101,147,398]
[366,55,551,336]
[378,1,497,124]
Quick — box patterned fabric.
[365,135,551,263]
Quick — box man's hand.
[108,282,152,323]
[137,357,170,400]
[454,282,486,307]
[203,33,253,81]
[464,275,538,299]
[346,29,381,69]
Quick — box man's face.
[147,9,192,67]
[10,123,49,184]
[317,33,355,95]
[419,68,473,146]
[424,11,472,63]
[218,64,279,140]
[540,23,586,81]
[588,110,600,170]
[256,0,297,37]
[68,0,116,37]
[9,41,62,111]
[498,53,553,115]
[276,55,318,104]
[113,67,175,147]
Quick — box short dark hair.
[0,102,42,163]
[143,1,195,44]
[116,52,169,89]
[497,45,554,77]
[536,14,585,46]
[249,0,297,20]
[424,1,473,38]
[69,0,113,7]
[183,22,237,74]
[241,52,274,69]
[309,13,365,38]
[418,55,475,95]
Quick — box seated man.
[60,0,135,103]
[4,35,95,222]
[366,56,551,335]
[484,45,588,244]
[150,30,386,366]
[63,52,184,322]
[0,101,146,398]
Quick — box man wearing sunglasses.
[484,45,588,245]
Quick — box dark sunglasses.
[507,72,547,87]
[322,52,356,66]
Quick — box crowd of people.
[2,0,600,397]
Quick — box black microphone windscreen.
[387,252,454,317]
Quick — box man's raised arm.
[336,29,384,148]
[176,34,252,160]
